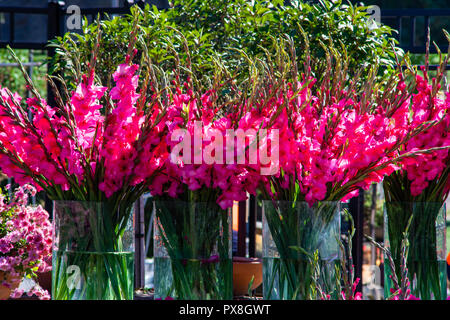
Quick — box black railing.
[0,1,165,50]
[0,6,49,49]
[381,9,450,54]
[381,9,450,53]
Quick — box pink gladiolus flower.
[0,57,170,202]
[388,288,420,300]
[397,77,450,197]
[340,278,362,300]
[230,77,418,205]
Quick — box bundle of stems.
[154,190,232,300]
[263,200,341,299]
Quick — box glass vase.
[52,201,134,300]
[384,202,447,300]
[153,200,232,300]
[262,201,341,300]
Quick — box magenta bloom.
[0,61,169,202]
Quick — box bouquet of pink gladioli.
[0,48,168,206]
[385,71,450,203]
[228,38,446,299]
[0,184,52,300]
[149,88,250,209]
[0,30,169,299]
[237,76,431,205]
[382,53,450,300]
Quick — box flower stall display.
[0,32,168,299]
[148,37,445,300]
[0,184,52,300]
[382,58,450,300]
[0,2,447,301]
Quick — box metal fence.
[381,9,450,54]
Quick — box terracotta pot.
[232,257,263,297]
[0,271,22,300]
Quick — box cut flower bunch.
[382,34,450,300]
[230,38,450,299]
[384,46,450,203]
[0,22,170,299]
[150,77,241,299]
[0,37,167,206]
[226,36,450,205]
[149,34,264,299]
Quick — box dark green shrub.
[50,0,402,92]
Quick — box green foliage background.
[50,0,402,92]
[0,49,47,98]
